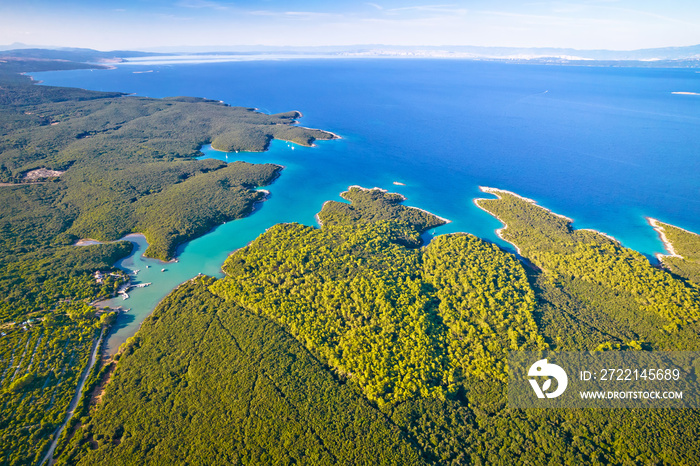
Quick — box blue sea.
[33,59,700,352]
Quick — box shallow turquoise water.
[33,60,700,353]
[97,140,347,353]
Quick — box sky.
[1,0,699,51]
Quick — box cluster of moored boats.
[116,268,155,300]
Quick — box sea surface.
[33,59,700,353]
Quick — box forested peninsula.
[59,186,700,465]
[0,54,335,465]
[3,51,700,466]
[648,217,700,285]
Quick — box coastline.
[473,187,538,256]
[205,108,340,154]
[74,238,106,246]
[76,167,280,264]
[14,58,364,412]
[478,186,574,222]
[322,186,452,227]
[315,200,332,227]
[472,196,523,256]
[346,185,451,224]
[289,110,343,141]
[209,142,267,154]
[309,129,343,141]
[406,205,451,225]
[209,131,338,153]
[474,186,621,256]
[578,228,622,244]
[347,185,401,197]
[74,233,179,264]
[87,121,305,357]
[647,217,683,260]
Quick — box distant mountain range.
[2,43,699,66]
[141,44,700,61]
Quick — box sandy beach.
[478,186,574,222]
[647,218,683,260]
[472,197,523,255]
[472,196,523,255]
[74,238,105,246]
[75,233,177,263]
[315,200,332,227]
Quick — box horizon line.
[3,42,700,54]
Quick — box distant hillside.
[142,43,700,61]
[0,47,161,63]
[2,43,699,67]
[346,44,700,61]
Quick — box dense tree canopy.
[58,278,423,465]
[4,54,700,466]
[649,218,700,285]
[212,188,544,404]
[67,188,700,465]
[476,188,700,333]
[0,56,335,464]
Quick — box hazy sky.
[2,1,699,51]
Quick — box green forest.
[0,60,334,260]
[212,187,544,404]
[62,187,700,465]
[0,55,335,465]
[57,278,423,465]
[475,188,700,347]
[4,52,700,466]
[649,218,700,285]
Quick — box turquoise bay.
[85,139,350,353]
[33,60,700,352]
